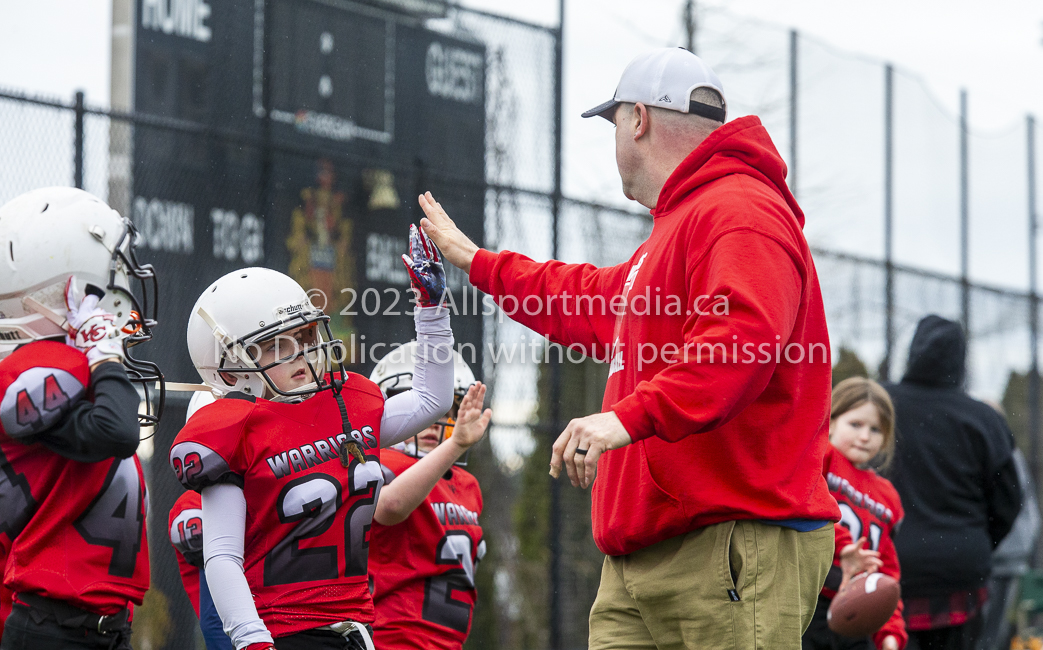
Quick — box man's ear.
[633,103,650,140]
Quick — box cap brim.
[581,99,620,121]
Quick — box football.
[827,572,901,638]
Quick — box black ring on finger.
[575,448,589,455]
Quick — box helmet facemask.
[0,212,164,426]
[370,342,477,466]
[205,309,346,402]
[114,219,164,426]
[387,386,473,466]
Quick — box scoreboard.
[132,0,486,385]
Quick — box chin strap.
[22,296,69,332]
[269,382,316,404]
[328,348,366,466]
[332,379,366,466]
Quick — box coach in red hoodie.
[420,47,839,649]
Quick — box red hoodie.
[470,116,840,555]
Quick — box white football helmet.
[370,340,475,398]
[187,268,345,400]
[370,341,477,459]
[0,187,163,422]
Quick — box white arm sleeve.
[381,306,455,448]
[202,484,274,650]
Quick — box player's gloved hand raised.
[64,277,125,366]
[401,223,447,308]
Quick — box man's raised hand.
[418,192,480,274]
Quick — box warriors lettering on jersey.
[371,448,484,649]
[822,447,907,648]
[430,502,479,527]
[169,375,387,637]
[264,427,377,479]
[826,471,895,524]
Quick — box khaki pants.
[589,520,834,650]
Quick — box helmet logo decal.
[274,302,307,319]
[80,317,116,343]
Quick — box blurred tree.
[833,347,869,386]
[509,349,608,649]
[463,420,514,650]
[512,417,551,649]
[131,580,172,650]
[1001,370,1036,462]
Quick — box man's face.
[612,104,638,201]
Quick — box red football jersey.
[169,490,203,616]
[0,561,10,637]
[0,341,149,614]
[169,373,385,638]
[370,449,485,650]
[823,446,907,649]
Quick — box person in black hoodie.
[886,315,1022,650]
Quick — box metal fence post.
[1029,114,1040,501]
[684,0,696,55]
[74,90,85,189]
[960,89,970,340]
[260,0,273,268]
[788,30,797,199]
[882,65,894,382]
[549,0,565,647]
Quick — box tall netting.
[794,36,886,257]
[815,251,1034,398]
[891,70,963,276]
[1,3,1042,649]
[0,93,77,198]
[969,121,1031,290]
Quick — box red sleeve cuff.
[873,630,907,650]
[468,249,497,294]
[245,643,275,650]
[612,394,656,443]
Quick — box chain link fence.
[1,3,1041,649]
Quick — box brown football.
[827,572,901,638]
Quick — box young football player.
[169,226,456,650]
[368,344,491,649]
[0,187,160,650]
[169,391,233,650]
[802,377,906,650]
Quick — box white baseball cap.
[582,47,726,123]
